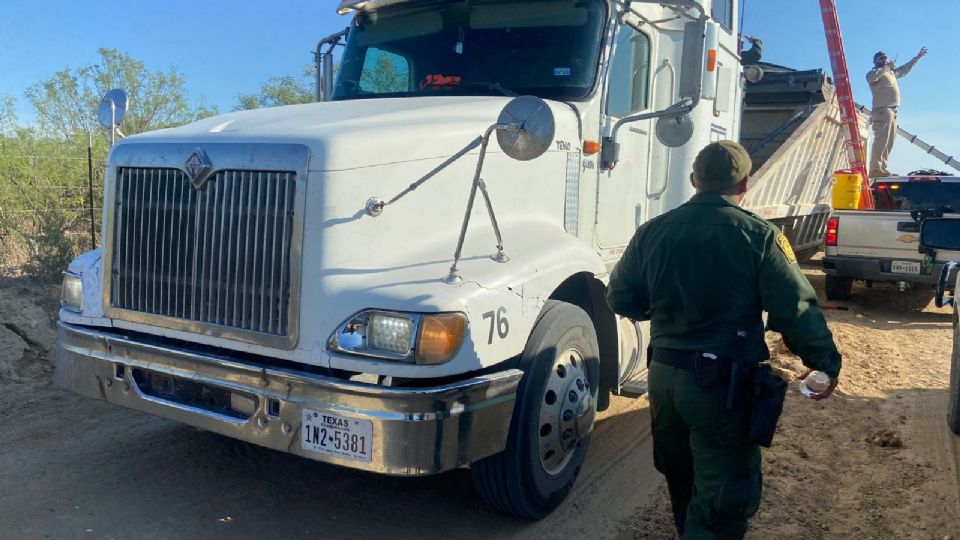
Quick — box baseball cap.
[692,141,753,192]
[873,51,887,62]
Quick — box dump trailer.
[740,64,871,256]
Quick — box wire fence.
[0,149,107,281]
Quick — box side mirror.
[496,96,555,161]
[315,28,349,102]
[919,218,960,252]
[97,89,128,129]
[677,20,706,101]
[655,113,694,148]
[920,218,960,308]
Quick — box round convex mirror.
[496,96,555,161]
[656,114,695,148]
[98,89,129,129]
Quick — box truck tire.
[471,300,600,519]
[825,275,853,301]
[948,310,960,435]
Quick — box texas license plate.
[890,260,921,274]
[301,409,373,462]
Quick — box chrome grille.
[111,168,296,337]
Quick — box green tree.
[25,48,218,138]
[235,65,317,110]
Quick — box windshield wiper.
[461,82,519,97]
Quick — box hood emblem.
[184,148,214,189]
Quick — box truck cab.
[56,0,744,518]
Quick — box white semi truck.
[55,0,844,518]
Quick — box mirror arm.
[315,28,349,102]
[444,123,504,284]
[601,98,696,170]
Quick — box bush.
[18,209,78,283]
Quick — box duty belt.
[650,347,707,370]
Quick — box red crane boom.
[819,0,875,209]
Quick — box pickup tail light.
[825,216,839,246]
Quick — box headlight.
[329,310,467,365]
[61,273,84,313]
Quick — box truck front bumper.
[822,255,958,287]
[54,322,523,476]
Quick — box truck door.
[597,25,653,250]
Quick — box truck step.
[615,374,648,398]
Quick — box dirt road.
[1,262,959,539]
[0,283,659,540]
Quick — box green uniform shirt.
[606,192,841,378]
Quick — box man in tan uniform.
[867,47,927,177]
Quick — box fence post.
[87,131,97,250]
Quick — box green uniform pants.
[648,361,762,540]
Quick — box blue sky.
[1,0,956,174]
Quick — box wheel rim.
[537,347,595,476]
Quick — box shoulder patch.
[775,233,797,264]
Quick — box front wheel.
[471,300,600,519]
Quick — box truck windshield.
[875,181,960,213]
[333,0,608,101]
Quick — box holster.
[747,364,788,447]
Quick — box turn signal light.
[825,216,839,246]
[706,49,717,72]
[583,140,600,155]
[416,313,467,365]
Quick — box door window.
[711,0,733,31]
[606,27,651,118]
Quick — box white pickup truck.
[53,0,852,519]
[822,175,960,300]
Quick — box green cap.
[692,140,753,192]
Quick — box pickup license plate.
[301,409,373,462]
[890,260,921,275]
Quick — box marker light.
[417,313,468,365]
[706,49,717,72]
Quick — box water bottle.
[799,371,831,398]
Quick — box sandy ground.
[629,266,960,539]
[0,262,958,539]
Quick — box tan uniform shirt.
[866,56,920,108]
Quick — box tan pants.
[869,107,897,177]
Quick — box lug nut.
[576,379,585,391]
[562,409,574,422]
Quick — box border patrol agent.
[606,141,841,539]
